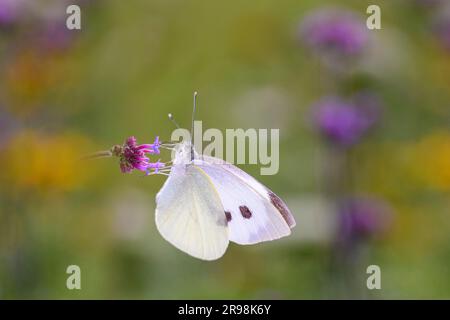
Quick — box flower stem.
[79,150,113,161]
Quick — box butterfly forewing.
[155,164,229,260]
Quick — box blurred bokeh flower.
[0,131,92,192]
[0,0,24,26]
[312,94,380,147]
[432,9,450,51]
[5,51,68,110]
[299,8,369,58]
[405,130,450,192]
[34,20,76,53]
[338,196,391,242]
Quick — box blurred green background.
[0,0,449,299]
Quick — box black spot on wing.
[268,191,295,227]
[239,206,252,219]
[225,211,232,222]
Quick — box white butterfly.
[155,93,296,260]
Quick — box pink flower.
[146,160,165,175]
[299,8,369,57]
[312,93,381,147]
[115,136,161,173]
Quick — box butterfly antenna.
[190,91,198,160]
[168,113,180,129]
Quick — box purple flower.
[313,94,380,147]
[299,8,369,57]
[114,136,161,174]
[0,0,23,26]
[35,20,76,53]
[433,11,450,51]
[338,197,391,242]
[150,136,161,154]
[146,160,165,175]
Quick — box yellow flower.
[0,131,93,192]
[5,51,68,116]
[407,130,450,192]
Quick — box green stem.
[79,150,113,161]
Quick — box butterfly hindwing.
[194,156,295,245]
[155,164,229,260]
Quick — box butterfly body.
[155,141,295,260]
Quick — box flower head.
[0,0,23,26]
[299,8,369,57]
[338,197,391,242]
[313,94,380,147]
[114,136,161,173]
